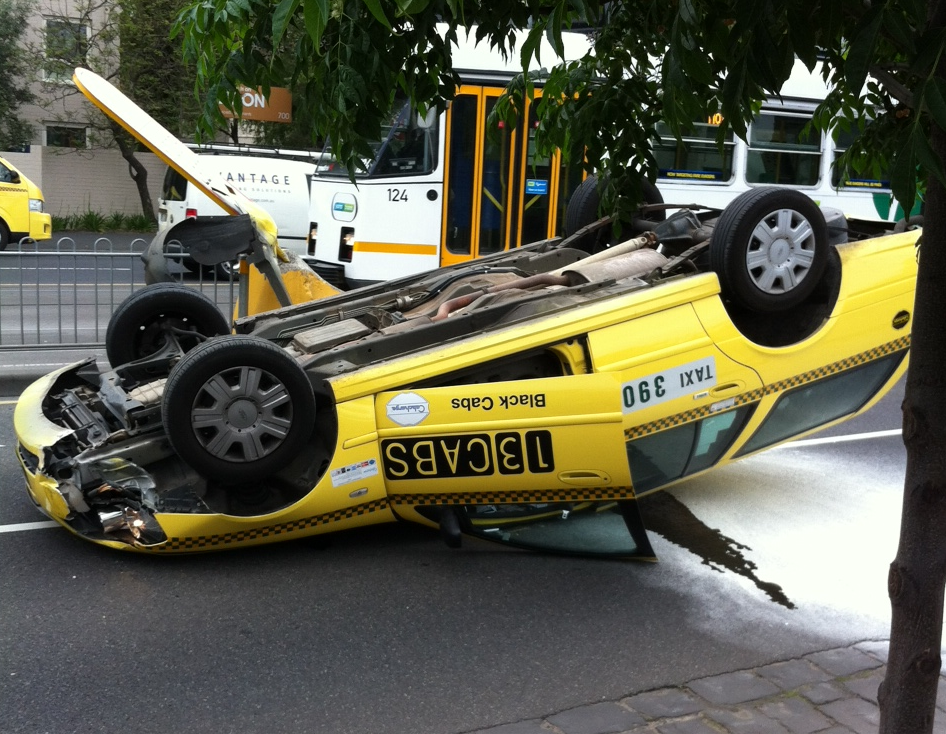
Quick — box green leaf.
[545,4,565,59]
[303,0,329,47]
[883,9,917,54]
[521,23,544,69]
[912,126,946,189]
[845,7,883,94]
[679,0,697,25]
[890,135,918,216]
[362,0,392,29]
[924,78,946,132]
[273,0,301,46]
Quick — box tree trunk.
[110,121,156,222]
[879,124,946,732]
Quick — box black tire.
[212,260,240,280]
[105,283,231,366]
[564,175,665,253]
[709,187,829,313]
[0,221,9,251]
[182,257,203,274]
[162,336,316,484]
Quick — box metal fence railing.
[0,236,237,350]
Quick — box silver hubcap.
[190,366,293,463]
[745,208,816,294]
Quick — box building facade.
[7,0,169,220]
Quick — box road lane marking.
[0,520,59,533]
[778,428,902,448]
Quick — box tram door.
[441,86,585,268]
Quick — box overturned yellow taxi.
[14,180,919,556]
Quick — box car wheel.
[182,257,203,274]
[106,283,231,366]
[0,221,9,251]
[564,174,665,253]
[212,260,240,280]
[162,336,315,484]
[709,187,829,313]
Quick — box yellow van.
[0,155,52,249]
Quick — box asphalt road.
[0,374,914,734]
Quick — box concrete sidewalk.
[466,641,946,734]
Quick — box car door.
[375,372,633,503]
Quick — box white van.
[157,146,322,258]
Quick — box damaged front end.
[14,360,197,549]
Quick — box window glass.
[831,127,889,190]
[746,113,821,186]
[162,167,188,202]
[479,96,512,254]
[654,120,736,183]
[444,95,478,255]
[45,19,88,82]
[46,126,87,148]
[369,102,439,177]
[736,353,905,458]
[0,163,15,183]
[519,105,553,246]
[626,406,754,493]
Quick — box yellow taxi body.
[14,225,917,555]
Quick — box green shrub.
[74,210,108,232]
[51,214,73,232]
[123,214,156,232]
[104,212,127,230]
[53,210,158,233]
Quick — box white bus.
[303,53,916,289]
[652,59,914,223]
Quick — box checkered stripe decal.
[625,336,910,441]
[389,487,635,506]
[154,498,391,552]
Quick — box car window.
[654,119,736,183]
[735,352,905,458]
[162,167,188,202]
[745,112,821,186]
[626,405,756,494]
[0,163,15,183]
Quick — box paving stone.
[466,719,549,734]
[654,717,722,734]
[758,697,834,734]
[756,659,835,691]
[854,640,889,664]
[623,688,705,719]
[818,697,881,731]
[798,682,848,705]
[546,701,645,734]
[687,670,780,706]
[842,669,884,704]
[704,706,791,733]
[938,676,946,712]
[805,647,884,677]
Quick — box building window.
[46,125,87,148]
[44,18,89,83]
